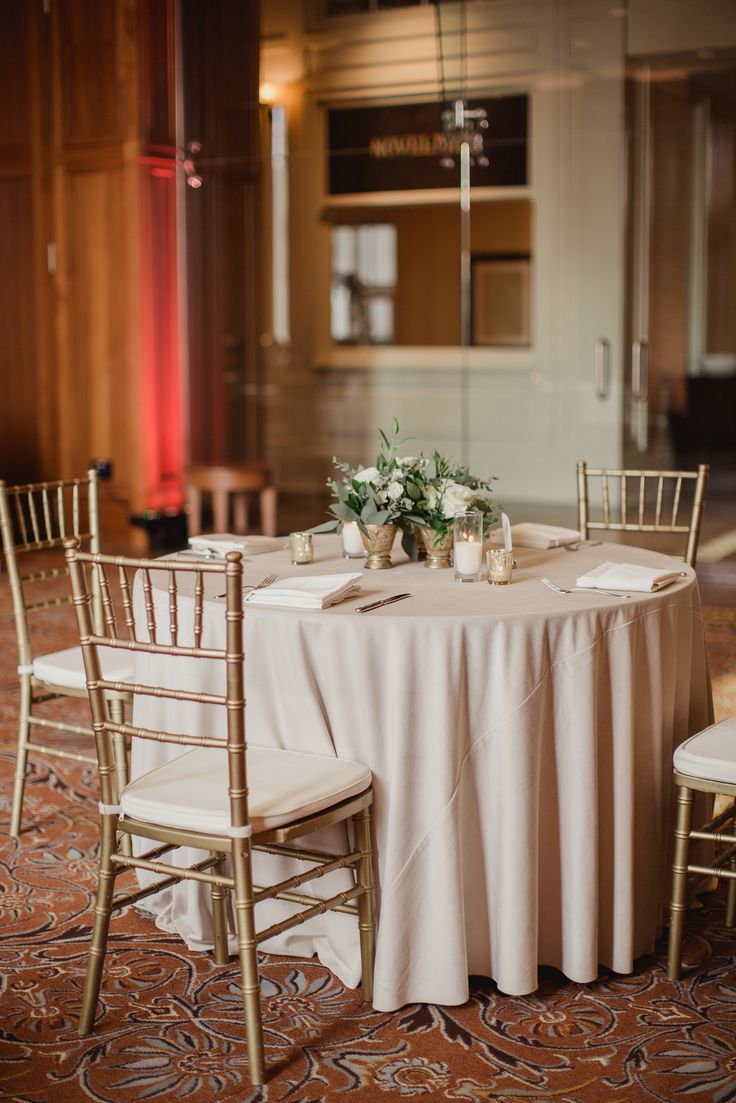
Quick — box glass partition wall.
[256,1,736,539]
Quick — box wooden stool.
[187,464,277,537]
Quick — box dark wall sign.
[328,96,527,195]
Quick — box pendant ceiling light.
[434,0,489,170]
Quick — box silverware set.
[355,592,412,614]
[216,573,278,600]
[540,576,628,598]
[562,540,602,552]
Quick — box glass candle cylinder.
[341,521,366,559]
[486,548,514,585]
[453,511,483,582]
[289,531,313,565]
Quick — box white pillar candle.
[501,512,513,552]
[342,521,366,557]
[453,539,483,575]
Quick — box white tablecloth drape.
[131,537,711,1011]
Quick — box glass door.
[625,45,736,559]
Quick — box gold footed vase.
[418,527,454,569]
[361,523,398,569]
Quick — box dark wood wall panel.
[181,0,261,465]
[0,178,42,481]
[54,0,123,146]
[0,0,50,485]
[57,168,129,478]
[139,0,175,147]
[0,1,33,155]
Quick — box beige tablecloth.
[131,536,712,1011]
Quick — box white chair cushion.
[32,646,134,691]
[120,745,372,836]
[673,714,736,786]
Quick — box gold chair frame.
[64,542,375,1086]
[576,460,709,567]
[667,772,736,979]
[0,472,128,838]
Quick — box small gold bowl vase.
[418,527,454,569]
[360,523,398,569]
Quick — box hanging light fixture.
[434,0,489,171]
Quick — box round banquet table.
[131,535,712,1012]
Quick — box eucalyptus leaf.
[308,520,338,534]
[332,501,357,521]
[401,528,419,560]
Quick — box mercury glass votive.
[341,521,366,559]
[453,510,483,582]
[486,548,514,585]
[289,531,313,565]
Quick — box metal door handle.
[595,338,610,399]
[632,340,648,401]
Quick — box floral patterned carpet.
[1,598,735,1103]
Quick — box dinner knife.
[355,592,411,614]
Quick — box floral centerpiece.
[311,420,427,566]
[312,420,500,569]
[408,453,500,567]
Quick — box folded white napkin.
[188,533,283,557]
[490,523,580,549]
[576,561,683,592]
[246,572,363,610]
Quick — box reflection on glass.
[328,201,531,347]
[330,224,397,344]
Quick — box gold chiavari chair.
[576,460,709,567]
[0,472,132,839]
[63,542,375,1086]
[667,716,736,979]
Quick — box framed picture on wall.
[471,253,531,346]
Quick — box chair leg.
[260,487,277,537]
[107,697,131,858]
[726,855,736,929]
[667,784,694,981]
[725,801,736,929]
[354,803,375,1004]
[231,840,265,1085]
[10,675,33,838]
[78,814,118,1035]
[213,489,228,533]
[210,853,231,966]
[188,487,202,536]
[233,493,249,534]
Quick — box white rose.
[353,466,380,484]
[387,481,404,500]
[441,482,474,518]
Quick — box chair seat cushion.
[32,646,134,691]
[120,745,371,836]
[674,715,736,785]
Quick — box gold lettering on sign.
[369,131,460,159]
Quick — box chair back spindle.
[576,461,709,567]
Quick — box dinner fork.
[540,577,629,599]
[216,572,278,600]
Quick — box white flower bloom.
[398,455,416,466]
[441,482,475,518]
[387,481,404,500]
[353,466,380,484]
[426,485,439,509]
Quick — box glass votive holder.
[486,548,514,585]
[453,510,483,582]
[341,521,366,559]
[289,531,313,565]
